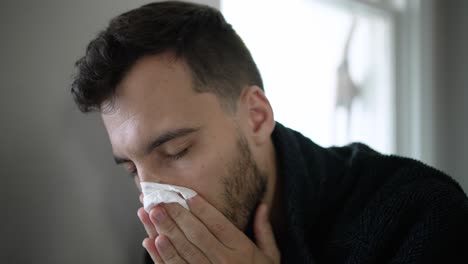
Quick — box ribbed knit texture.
[272,122,468,263]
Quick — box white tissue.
[141,182,197,213]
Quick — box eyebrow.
[113,127,200,165]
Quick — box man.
[71,1,468,263]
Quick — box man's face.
[101,53,267,230]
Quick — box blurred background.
[1,0,467,263]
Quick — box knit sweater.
[272,122,468,263]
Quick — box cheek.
[183,155,224,191]
[180,144,231,207]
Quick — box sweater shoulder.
[320,144,468,263]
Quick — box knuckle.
[168,204,183,219]
[187,228,205,243]
[211,223,227,234]
[164,249,178,262]
[165,220,177,233]
[179,243,198,259]
[193,201,207,216]
[157,239,183,263]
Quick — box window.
[222,0,396,154]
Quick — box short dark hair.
[71,1,263,113]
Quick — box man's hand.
[137,195,280,263]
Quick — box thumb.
[254,204,280,262]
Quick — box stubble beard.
[221,133,268,233]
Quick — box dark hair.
[71,1,263,113]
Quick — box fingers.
[150,205,209,263]
[187,195,246,249]
[164,202,228,263]
[138,207,158,238]
[155,235,188,264]
[143,237,164,264]
[254,204,280,262]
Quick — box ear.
[239,85,275,146]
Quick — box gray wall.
[433,0,468,191]
[0,0,218,263]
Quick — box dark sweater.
[272,122,468,263]
[145,123,468,263]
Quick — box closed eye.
[166,147,189,161]
[124,147,190,178]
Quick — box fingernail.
[153,206,166,223]
[187,195,197,205]
[157,236,169,250]
[142,240,146,249]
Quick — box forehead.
[101,53,220,148]
[106,54,193,118]
[104,54,195,119]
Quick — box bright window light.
[222,0,395,154]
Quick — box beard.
[220,132,268,237]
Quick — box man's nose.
[138,168,156,183]
[137,166,165,184]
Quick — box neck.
[262,139,285,243]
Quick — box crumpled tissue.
[141,182,197,213]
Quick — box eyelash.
[167,147,189,161]
[127,148,189,177]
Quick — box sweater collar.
[271,122,318,263]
